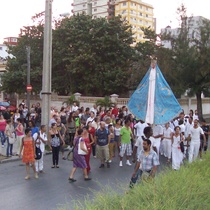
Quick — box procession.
[0,60,208,188]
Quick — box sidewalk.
[0,140,69,164]
[0,139,20,163]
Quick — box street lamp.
[41,0,52,127]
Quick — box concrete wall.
[17,93,210,116]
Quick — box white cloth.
[134,122,148,137]
[33,131,47,172]
[145,68,156,124]
[179,124,185,134]
[189,141,200,163]
[190,127,204,142]
[90,108,97,116]
[86,117,95,125]
[72,105,78,112]
[33,132,47,153]
[172,135,183,170]
[135,135,155,156]
[153,125,163,156]
[162,127,173,158]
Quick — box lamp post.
[41,0,52,127]
[26,46,31,110]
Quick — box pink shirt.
[0,120,6,131]
[16,124,24,136]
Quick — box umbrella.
[127,62,182,125]
[0,101,10,107]
[0,106,6,111]
[8,105,17,111]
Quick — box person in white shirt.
[162,122,173,163]
[72,102,78,112]
[184,116,193,157]
[188,119,206,163]
[153,124,163,157]
[90,105,98,117]
[132,126,156,163]
[134,120,148,139]
[86,111,95,125]
[33,125,48,173]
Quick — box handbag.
[180,135,185,153]
[35,147,42,160]
[78,138,87,155]
[9,133,16,144]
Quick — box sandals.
[84,177,91,181]
[69,178,77,183]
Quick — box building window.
[139,12,142,16]
[131,10,133,14]
[140,5,142,9]
[146,14,148,17]
[122,10,126,14]
[94,2,97,5]
[94,8,97,12]
[122,2,126,6]
[146,7,148,11]
[83,4,86,7]
[0,47,2,50]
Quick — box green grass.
[59,153,210,210]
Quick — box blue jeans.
[0,131,6,146]
[6,137,13,156]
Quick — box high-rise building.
[161,16,210,49]
[115,0,155,43]
[72,0,155,43]
[72,0,115,18]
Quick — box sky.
[0,0,210,43]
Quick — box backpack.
[35,132,42,160]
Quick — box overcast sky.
[0,0,210,43]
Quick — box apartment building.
[72,0,155,43]
[72,0,115,18]
[161,16,210,49]
[115,0,155,43]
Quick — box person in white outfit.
[184,116,193,157]
[188,119,206,163]
[33,125,48,173]
[162,122,173,163]
[153,124,163,157]
[171,126,184,170]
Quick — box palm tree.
[95,96,114,111]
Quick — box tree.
[161,4,210,119]
[53,14,135,96]
[95,96,114,111]
[1,24,44,94]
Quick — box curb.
[0,149,69,164]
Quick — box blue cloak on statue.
[127,64,182,125]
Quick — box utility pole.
[41,0,52,127]
[26,46,31,110]
[87,0,92,16]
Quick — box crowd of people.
[0,101,209,184]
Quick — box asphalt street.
[0,149,168,210]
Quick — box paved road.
[0,148,168,210]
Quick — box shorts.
[114,135,120,142]
[119,143,132,157]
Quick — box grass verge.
[70,153,210,210]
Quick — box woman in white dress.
[162,122,173,163]
[171,126,184,170]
